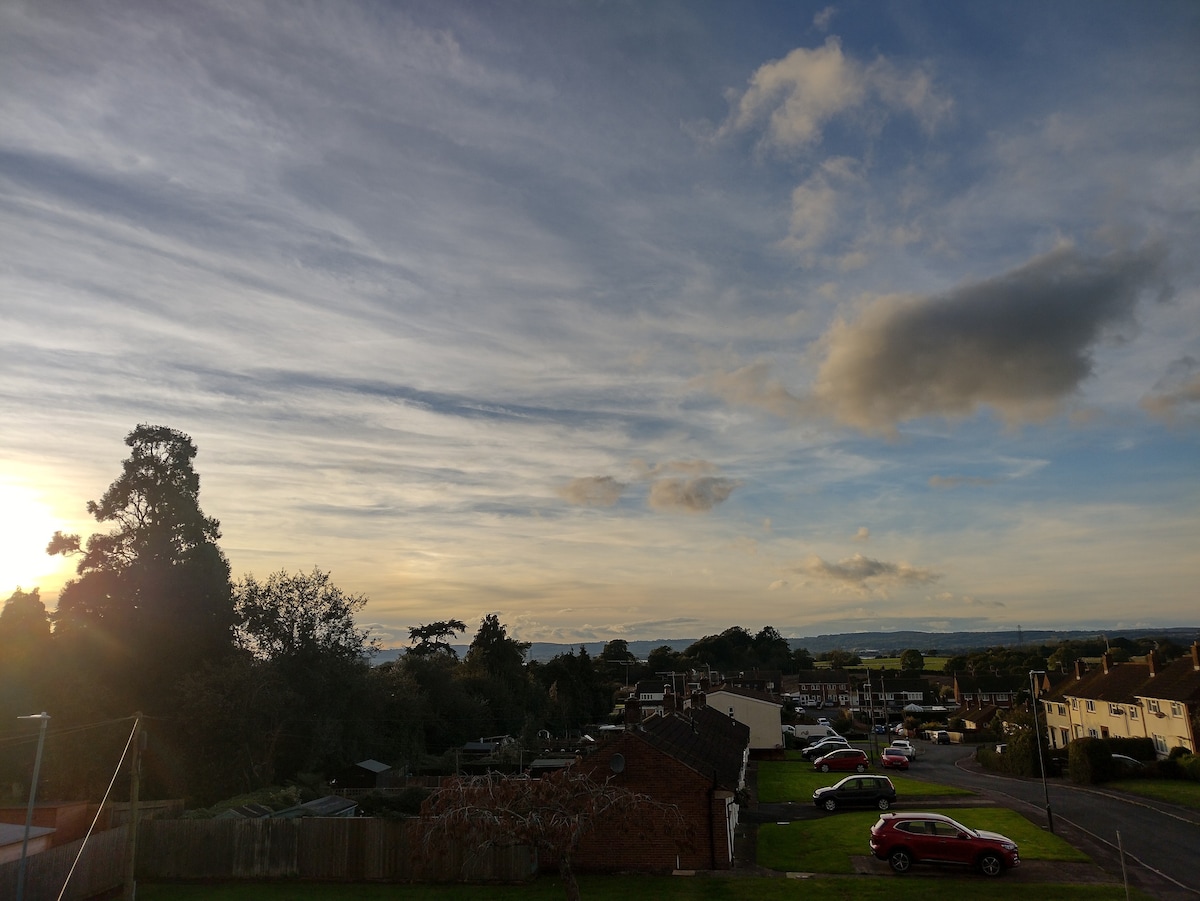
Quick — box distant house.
[706,685,784,757]
[332,758,396,791]
[788,669,852,708]
[571,705,750,872]
[953,674,1020,709]
[1040,643,1200,756]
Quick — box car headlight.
[1000,842,1017,852]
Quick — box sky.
[2,1,1198,648]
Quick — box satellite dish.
[610,753,625,774]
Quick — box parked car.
[890,739,917,760]
[869,812,1020,877]
[880,747,910,770]
[1111,754,1145,772]
[817,716,831,726]
[813,774,896,812]
[932,730,950,744]
[813,748,870,773]
[801,737,850,759]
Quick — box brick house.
[952,674,1020,709]
[572,705,750,872]
[787,669,852,708]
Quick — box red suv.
[869,812,1020,877]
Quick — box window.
[1147,699,1161,715]
[1109,704,1123,716]
[1154,734,1168,754]
[1071,698,1079,709]
[1088,728,1099,737]
[1086,700,1096,713]
[1129,706,1139,720]
[1171,702,1184,718]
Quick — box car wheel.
[877,797,891,810]
[978,852,1004,877]
[820,764,830,772]
[855,763,866,772]
[888,848,912,874]
[823,798,837,811]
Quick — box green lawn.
[757,807,1089,875]
[1105,777,1200,809]
[757,759,972,804]
[138,874,1151,901]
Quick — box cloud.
[716,37,949,154]
[813,6,837,32]
[556,475,626,506]
[694,361,811,421]
[854,526,870,541]
[791,553,940,594]
[648,476,740,514]
[929,475,996,489]
[811,243,1168,434]
[1141,356,1200,423]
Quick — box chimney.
[1074,659,1086,681]
[1102,652,1113,674]
[1147,649,1158,678]
[1192,641,1200,672]
[624,697,642,726]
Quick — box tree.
[823,649,861,669]
[232,568,378,778]
[407,619,467,657]
[462,615,532,737]
[423,769,684,901]
[900,648,925,672]
[49,424,234,711]
[464,614,530,679]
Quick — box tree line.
[0,426,824,807]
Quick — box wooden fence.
[0,826,126,901]
[139,817,534,883]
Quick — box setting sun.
[0,480,71,597]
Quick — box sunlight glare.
[0,480,69,596]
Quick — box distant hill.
[372,626,1199,664]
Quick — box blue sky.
[2,1,1197,646]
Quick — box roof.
[635,706,749,791]
[0,823,54,846]
[707,685,782,707]
[1042,657,1200,705]
[275,795,359,818]
[354,759,392,773]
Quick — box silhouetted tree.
[408,619,467,656]
[48,424,235,713]
[900,648,925,671]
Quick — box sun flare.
[0,480,71,597]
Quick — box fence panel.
[0,826,126,901]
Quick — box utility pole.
[123,714,143,901]
[16,712,50,901]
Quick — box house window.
[1071,698,1078,709]
[1147,699,1161,715]
[1153,734,1168,754]
[1086,700,1096,713]
[1109,704,1123,716]
[1129,706,1139,720]
[1088,728,1098,737]
[1171,702,1184,718]
[1057,703,1066,716]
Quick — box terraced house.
[1039,642,1200,756]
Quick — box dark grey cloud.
[791,553,940,592]
[812,243,1168,432]
[647,476,739,513]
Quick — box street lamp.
[16,712,50,901]
[1028,671,1054,833]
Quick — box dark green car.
[813,774,896,812]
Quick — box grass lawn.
[1106,777,1200,810]
[757,807,1089,875]
[757,759,972,804]
[138,874,1151,901]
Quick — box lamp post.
[16,712,50,901]
[1028,671,1054,833]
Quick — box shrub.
[1109,736,1155,760]
[1068,737,1110,784]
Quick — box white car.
[889,739,917,760]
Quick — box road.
[914,741,1200,900]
